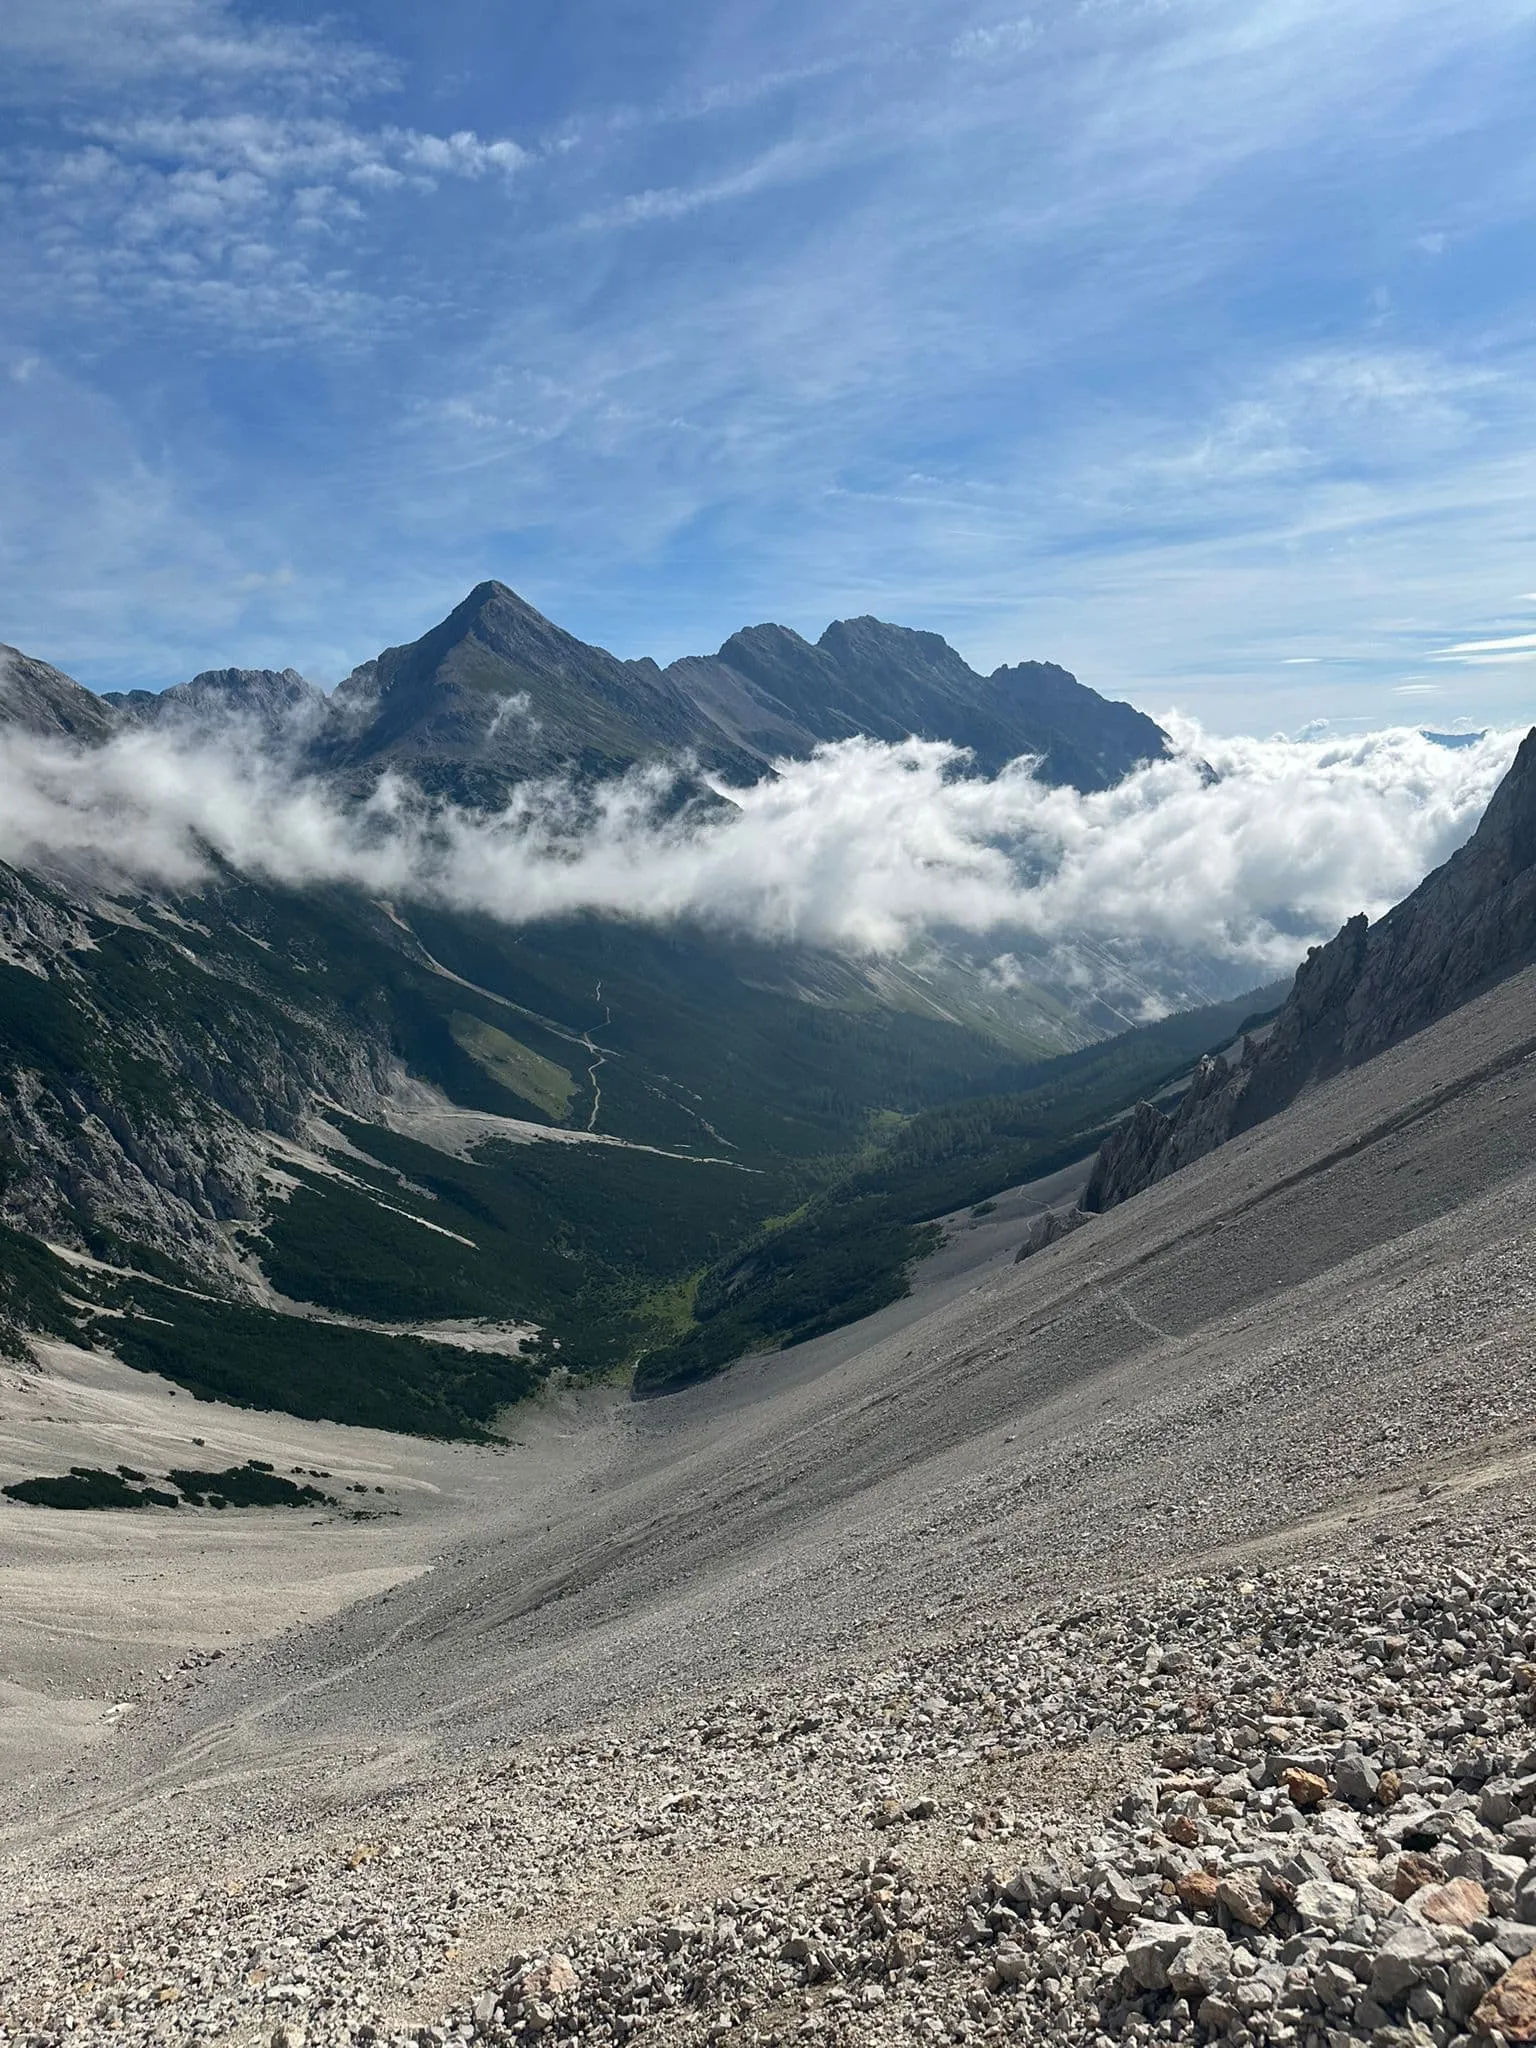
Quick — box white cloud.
[392,129,527,180]
[0,0,394,99]
[3,24,526,343]
[1436,631,1536,657]
[0,716,1521,974]
[951,18,1038,60]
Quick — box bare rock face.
[1013,1202,1091,1261]
[105,666,325,744]
[0,645,118,743]
[1081,1102,1174,1213]
[1084,727,1536,1213]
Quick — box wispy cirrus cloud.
[0,0,395,98]
[3,0,1536,738]
[952,17,1038,60]
[1434,632,1536,663]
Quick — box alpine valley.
[0,583,1278,1434]
[4,588,1536,2048]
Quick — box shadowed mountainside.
[315,581,1173,796]
[11,579,1173,797]
[1083,724,1536,1212]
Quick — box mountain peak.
[103,665,325,736]
[459,578,543,620]
[816,614,976,686]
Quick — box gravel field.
[1,968,1532,2048]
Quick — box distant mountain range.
[80,579,1174,796]
[2,584,1529,1424]
[0,583,1229,1427]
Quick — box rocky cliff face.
[0,645,118,742]
[1083,726,1536,1213]
[0,863,410,1292]
[105,666,326,743]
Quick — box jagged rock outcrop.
[105,665,325,743]
[1083,726,1536,1212]
[1013,1202,1091,1261]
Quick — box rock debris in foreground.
[6,1512,1536,2048]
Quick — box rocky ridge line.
[1079,729,1536,1219]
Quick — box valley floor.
[1,969,1533,2048]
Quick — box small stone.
[1125,1920,1187,1991]
[1295,1879,1358,1931]
[1197,1991,1240,2031]
[1168,1928,1235,1996]
[1177,1870,1222,1915]
[1371,1920,1445,2005]
[1336,1754,1382,1807]
[886,1930,924,1973]
[1394,1853,1445,1900]
[1413,1879,1490,1931]
[1217,1871,1274,1928]
[1284,1768,1331,1809]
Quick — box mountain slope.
[634,980,1287,1389]
[1083,723,1536,1210]
[104,665,325,739]
[0,847,1138,1423]
[0,644,118,742]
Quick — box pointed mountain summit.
[308,580,1172,798]
[319,580,765,797]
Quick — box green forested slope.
[636,983,1286,1390]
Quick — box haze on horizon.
[3,0,1535,737]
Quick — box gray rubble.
[5,1518,1536,2048]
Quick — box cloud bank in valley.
[0,716,1522,975]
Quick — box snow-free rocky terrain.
[2,889,1534,2048]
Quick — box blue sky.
[2,0,1535,732]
